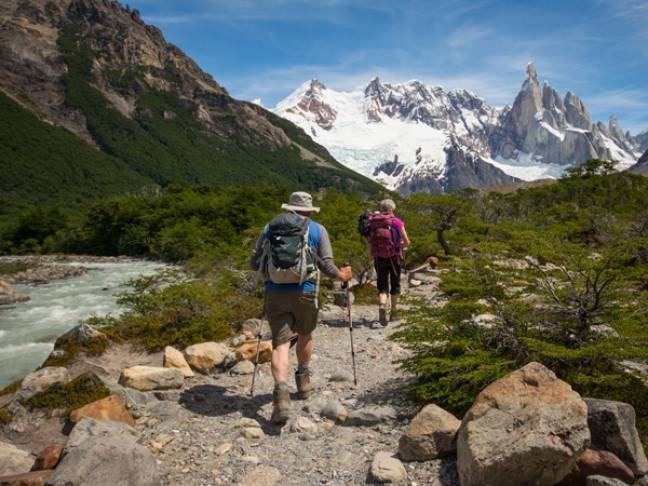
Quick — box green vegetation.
[41,327,111,369]
[0,261,35,275]
[392,162,648,445]
[22,373,110,413]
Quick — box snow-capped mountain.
[274,64,643,194]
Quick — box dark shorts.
[375,257,401,295]
[265,291,318,347]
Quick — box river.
[0,259,165,388]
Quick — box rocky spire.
[542,81,566,128]
[563,91,592,130]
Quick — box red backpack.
[367,213,401,259]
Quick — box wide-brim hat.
[281,191,320,213]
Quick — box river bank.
[0,256,166,388]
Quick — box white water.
[0,260,165,388]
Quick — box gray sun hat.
[281,191,320,213]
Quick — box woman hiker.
[366,198,411,326]
[250,191,352,424]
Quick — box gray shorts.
[265,291,318,347]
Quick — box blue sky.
[128,0,648,134]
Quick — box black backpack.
[357,209,372,237]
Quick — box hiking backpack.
[357,209,371,237]
[367,213,401,259]
[261,213,318,284]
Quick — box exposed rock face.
[17,367,69,400]
[184,342,229,371]
[163,346,193,377]
[630,149,648,175]
[118,365,184,391]
[46,435,159,486]
[68,394,135,427]
[66,417,138,452]
[584,398,648,476]
[0,441,34,476]
[457,362,590,486]
[276,64,643,194]
[398,404,460,462]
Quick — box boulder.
[118,366,184,391]
[0,280,30,306]
[584,398,648,476]
[586,476,629,486]
[398,404,460,461]
[0,470,52,486]
[17,367,69,400]
[229,360,255,375]
[68,394,135,427]
[66,417,138,452]
[234,341,272,364]
[183,342,229,371]
[46,436,159,486]
[346,405,396,426]
[370,452,407,483]
[0,442,34,476]
[557,449,635,486]
[239,466,281,486]
[30,447,62,472]
[163,346,193,377]
[56,323,105,346]
[457,362,590,486]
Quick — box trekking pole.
[250,315,265,397]
[341,262,358,387]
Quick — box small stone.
[163,346,194,377]
[346,405,396,426]
[241,456,260,465]
[241,427,264,440]
[284,416,318,434]
[240,466,281,485]
[409,279,422,287]
[118,366,184,391]
[329,371,353,382]
[214,443,232,455]
[231,418,261,429]
[320,400,348,423]
[399,404,460,461]
[230,360,255,375]
[371,451,407,483]
[149,434,174,452]
[184,342,229,372]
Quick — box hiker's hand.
[338,266,352,282]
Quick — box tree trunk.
[437,229,450,255]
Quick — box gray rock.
[585,475,629,486]
[57,323,106,346]
[0,440,34,476]
[584,398,648,476]
[319,400,348,423]
[283,416,318,434]
[346,405,396,426]
[66,417,139,452]
[370,451,407,483]
[399,404,460,461]
[457,362,590,486]
[229,360,255,375]
[7,401,29,433]
[17,366,69,400]
[231,417,261,429]
[118,365,184,391]
[47,435,159,486]
[410,273,442,286]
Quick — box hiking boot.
[270,386,291,424]
[295,370,313,399]
[378,306,388,327]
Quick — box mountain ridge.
[274,64,643,194]
[0,0,381,215]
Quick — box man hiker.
[250,191,352,424]
[366,199,411,326]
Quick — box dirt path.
[130,296,457,485]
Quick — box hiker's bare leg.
[379,292,388,305]
[296,333,313,368]
[271,340,291,384]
